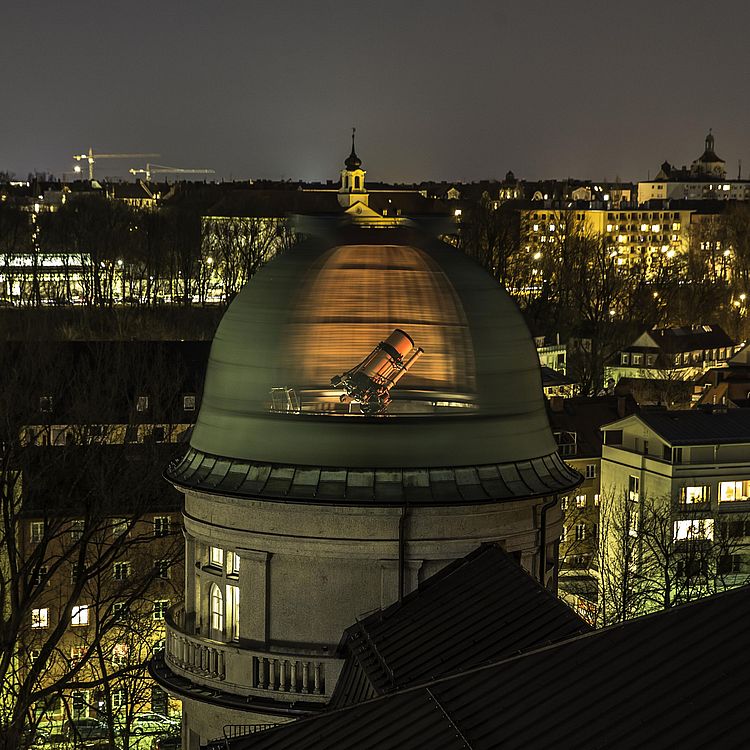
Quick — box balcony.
[161,605,344,708]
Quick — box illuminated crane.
[73,148,160,181]
[128,163,216,181]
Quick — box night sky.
[2,1,750,183]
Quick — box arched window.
[354,175,361,190]
[210,584,224,633]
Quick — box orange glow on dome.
[282,244,476,399]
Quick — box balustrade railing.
[164,604,342,701]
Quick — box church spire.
[344,127,362,170]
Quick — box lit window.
[153,600,169,621]
[226,584,240,641]
[153,517,170,537]
[680,486,709,504]
[593,494,600,506]
[210,546,224,567]
[719,480,750,503]
[628,475,640,502]
[70,519,85,541]
[32,608,49,629]
[561,525,568,542]
[211,584,224,633]
[111,688,126,709]
[575,495,587,508]
[227,551,241,576]
[29,649,41,664]
[113,562,130,581]
[575,524,586,541]
[112,643,129,668]
[71,605,89,626]
[30,521,44,543]
[674,519,714,541]
[561,497,569,511]
[70,646,85,666]
[111,518,128,537]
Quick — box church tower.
[337,129,368,208]
[691,129,726,178]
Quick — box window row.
[31,599,170,629]
[30,515,173,543]
[38,394,197,413]
[679,481,750,504]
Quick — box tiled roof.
[646,325,733,353]
[330,544,590,708]
[166,447,581,505]
[232,585,750,750]
[637,408,750,444]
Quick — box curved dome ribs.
[282,245,476,400]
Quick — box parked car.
[131,712,179,735]
[63,717,109,741]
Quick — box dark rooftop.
[632,409,750,445]
[330,544,590,709]
[231,585,750,750]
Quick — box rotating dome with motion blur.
[169,226,580,500]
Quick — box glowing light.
[741,294,747,301]
[533,251,542,260]
[724,249,731,257]
[666,249,676,258]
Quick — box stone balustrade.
[165,605,342,702]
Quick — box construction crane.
[73,148,160,181]
[128,163,216,181]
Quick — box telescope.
[331,329,424,416]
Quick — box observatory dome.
[169,228,579,502]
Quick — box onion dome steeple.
[344,127,362,170]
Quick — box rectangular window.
[561,496,569,511]
[39,395,53,413]
[575,495,587,508]
[70,519,85,541]
[30,521,44,543]
[153,600,169,620]
[29,649,41,664]
[620,353,630,365]
[631,353,643,366]
[227,551,241,576]
[31,565,48,587]
[153,516,170,537]
[680,486,709,504]
[594,494,600,506]
[674,518,714,541]
[32,608,49,629]
[70,563,82,584]
[71,690,87,718]
[585,464,596,479]
[112,688,126,709]
[112,643,129,668]
[673,447,683,464]
[155,559,170,580]
[183,395,196,411]
[71,604,89,626]
[113,602,128,620]
[70,646,85,666]
[628,475,640,502]
[226,584,240,641]
[719,480,750,503]
[210,546,224,567]
[561,525,568,542]
[111,517,128,537]
[136,395,149,412]
[575,524,586,541]
[113,562,130,581]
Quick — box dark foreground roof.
[638,408,750,444]
[330,544,589,708]
[231,585,750,750]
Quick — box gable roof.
[330,544,589,709]
[228,585,750,750]
[605,409,750,445]
[634,325,734,354]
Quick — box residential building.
[548,395,639,619]
[605,324,736,385]
[600,409,750,610]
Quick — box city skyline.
[2,1,750,182]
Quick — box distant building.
[605,325,736,385]
[638,131,750,203]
